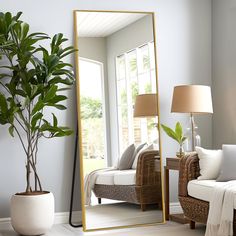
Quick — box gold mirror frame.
[73,9,165,232]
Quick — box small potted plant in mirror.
[161,122,187,158]
[0,12,76,235]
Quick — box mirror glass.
[74,10,164,231]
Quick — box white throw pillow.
[132,143,159,169]
[146,143,159,150]
[132,144,148,169]
[217,145,236,181]
[196,146,222,180]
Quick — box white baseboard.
[0,203,182,228]
[170,202,183,214]
[0,211,82,227]
[53,211,82,224]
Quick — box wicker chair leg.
[141,204,146,211]
[98,198,101,204]
[190,221,195,229]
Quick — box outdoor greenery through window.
[79,58,106,176]
[116,42,158,153]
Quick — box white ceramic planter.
[10,192,54,236]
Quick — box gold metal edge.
[73,10,87,231]
[73,9,166,232]
[152,11,166,224]
[73,9,154,14]
[84,221,166,233]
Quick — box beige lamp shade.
[133,94,158,117]
[171,85,213,114]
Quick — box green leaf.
[23,97,30,107]
[48,95,67,104]
[175,122,182,142]
[15,89,26,97]
[52,113,57,127]
[8,125,14,137]
[21,22,29,39]
[32,100,44,115]
[0,94,8,114]
[13,12,22,21]
[161,124,180,144]
[181,137,187,143]
[31,112,43,128]
[54,129,73,137]
[44,85,57,102]
[5,12,12,26]
[49,104,67,110]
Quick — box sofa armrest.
[179,152,200,197]
[136,150,160,186]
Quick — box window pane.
[79,59,106,176]
[151,69,157,93]
[116,42,158,155]
[140,44,150,72]
[117,55,126,79]
[127,50,137,78]
[149,42,155,69]
[117,79,127,105]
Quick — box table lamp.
[171,85,213,151]
[133,93,158,144]
[133,93,158,118]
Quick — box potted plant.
[0,12,75,235]
[161,122,187,158]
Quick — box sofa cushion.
[96,171,118,185]
[188,180,229,202]
[95,170,136,185]
[195,146,222,180]
[118,144,135,170]
[217,145,236,181]
[114,170,136,185]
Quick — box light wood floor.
[0,222,206,236]
[85,202,163,229]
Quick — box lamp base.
[184,114,201,152]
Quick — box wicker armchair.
[179,153,236,234]
[93,150,162,211]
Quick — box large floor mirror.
[74,10,164,231]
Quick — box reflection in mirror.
[74,10,164,231]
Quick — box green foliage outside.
[80,96,102,119]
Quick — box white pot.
[10,192,54,236]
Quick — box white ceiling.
[77,12,148,37]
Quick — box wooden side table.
[165,157,189,224]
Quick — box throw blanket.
[205,180,236,236]
[84,167,116,206]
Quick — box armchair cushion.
[114,170,136,185]
[188,180,225,202]
[96,170,118,185]
[95,170,136,185]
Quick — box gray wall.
[212,0,236,148]
[106,15,154,165]
[0,0,212,217]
